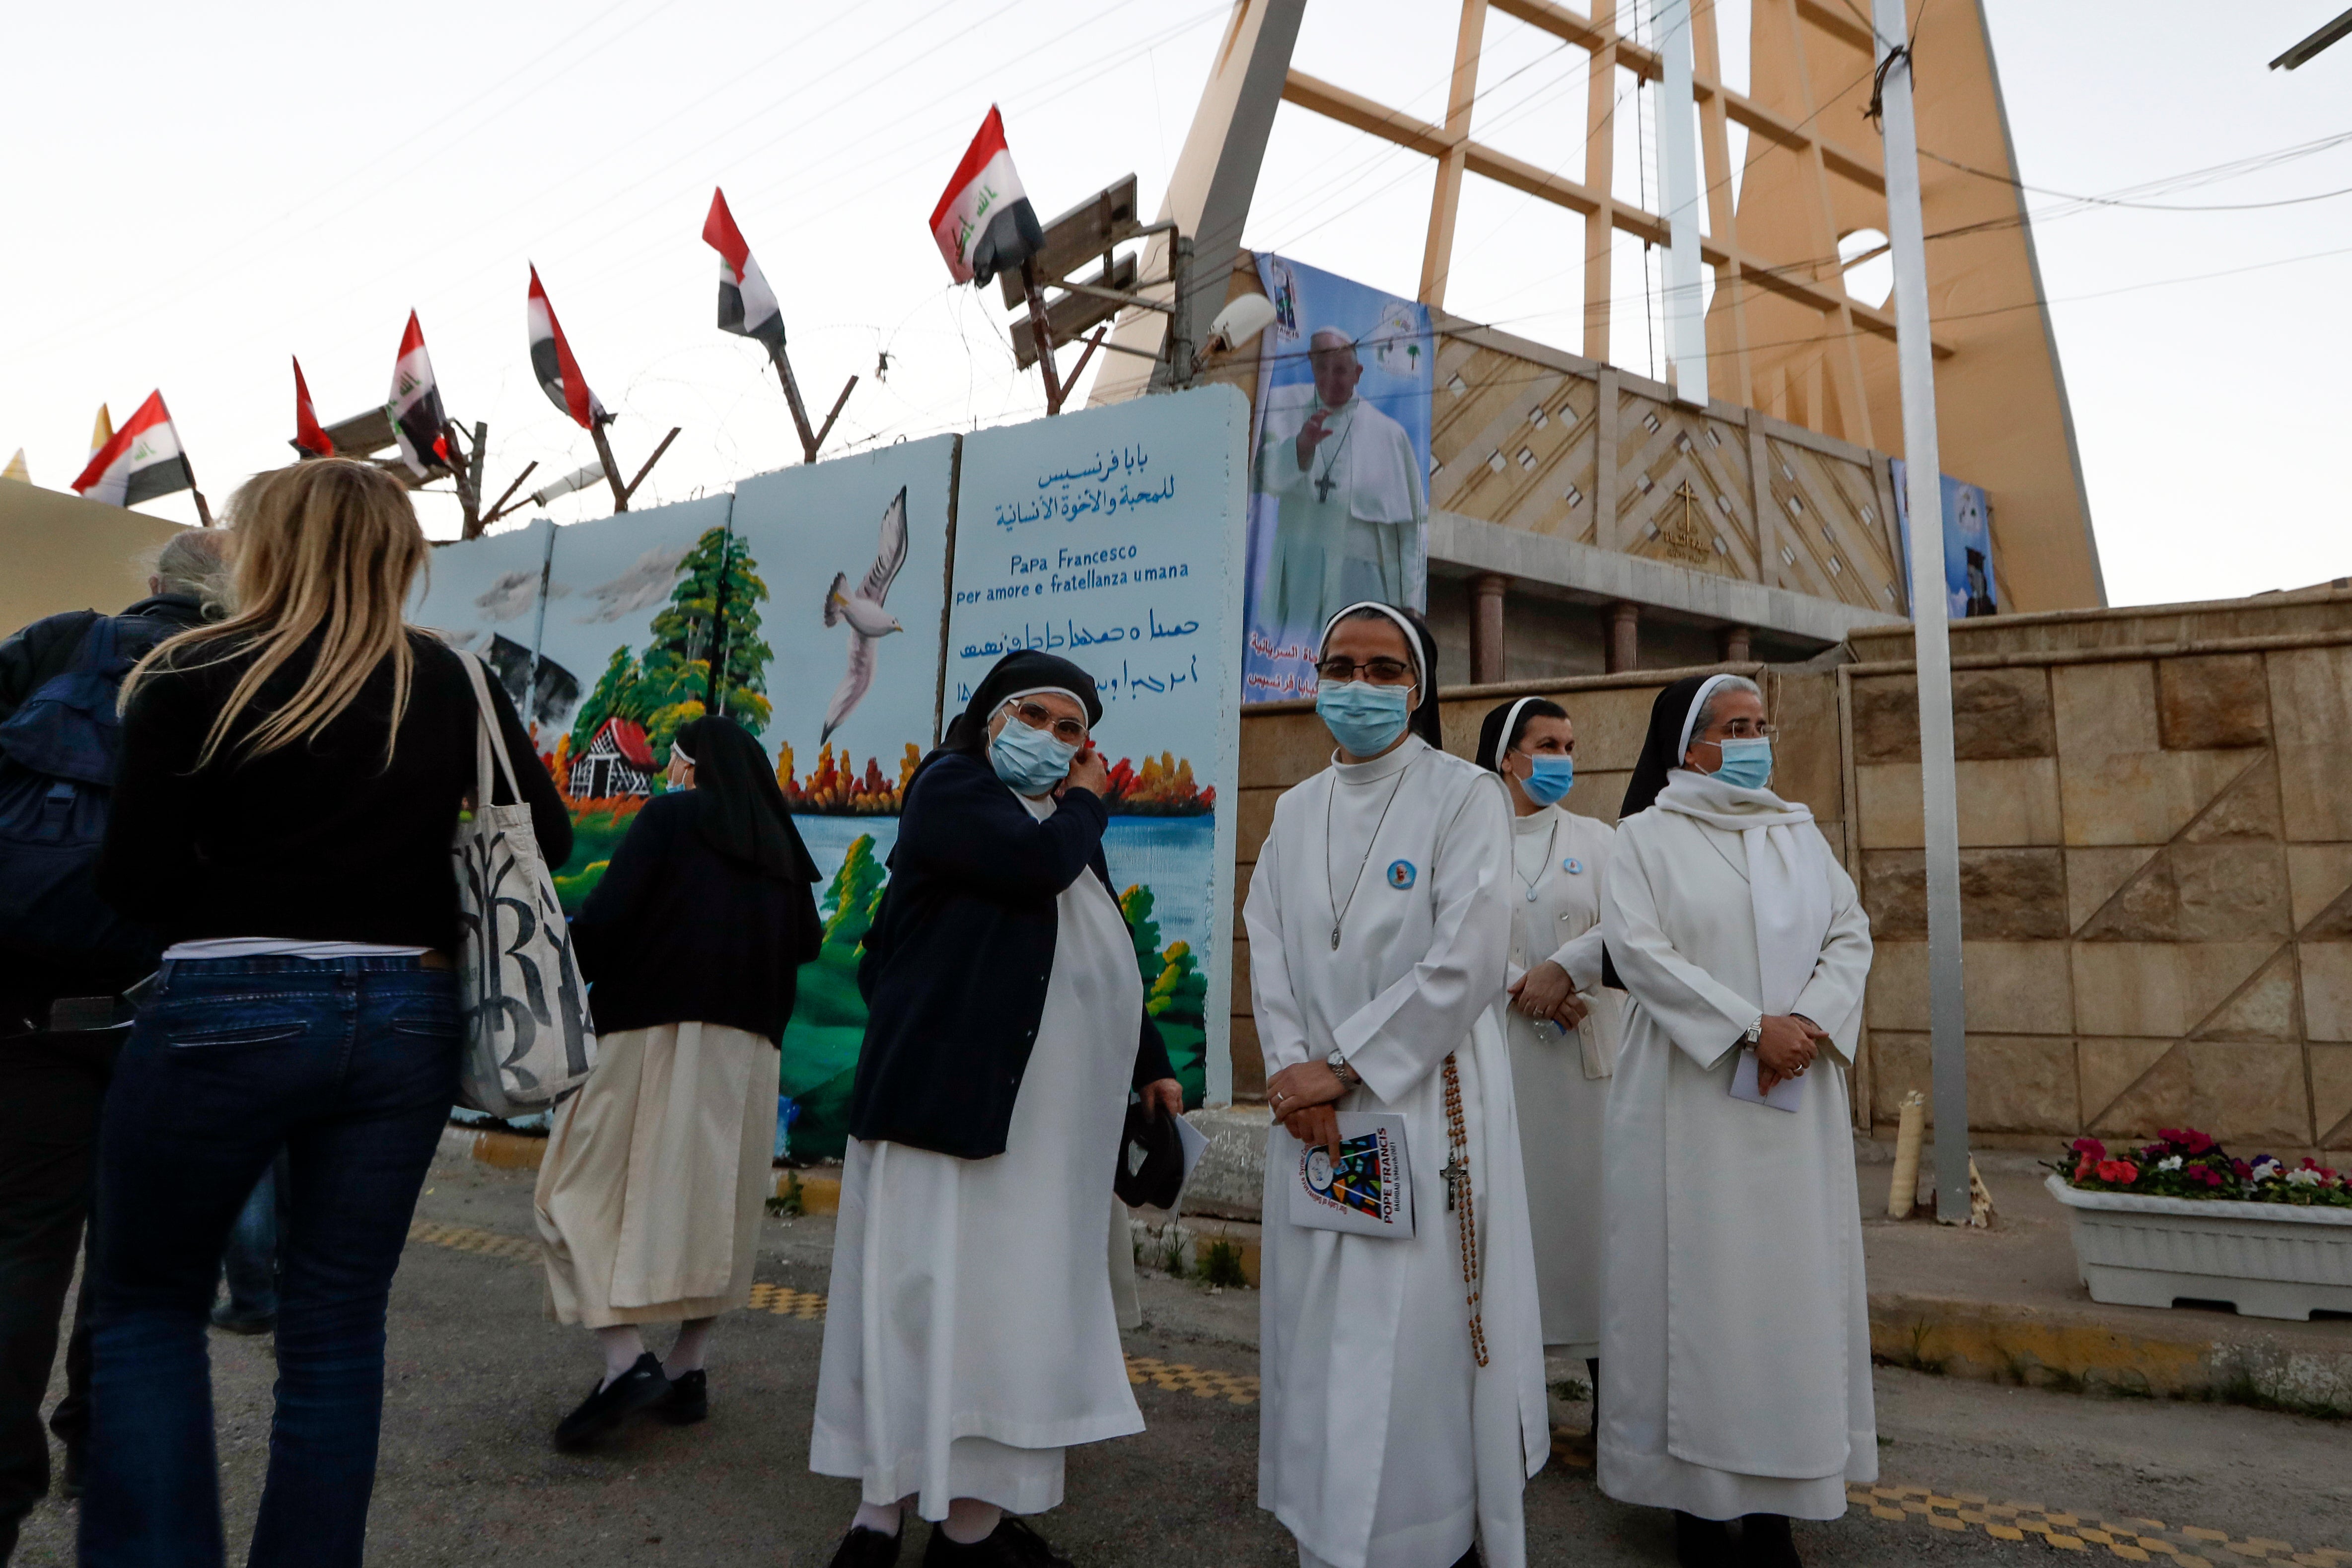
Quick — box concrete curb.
[1868,1291,2352,1416]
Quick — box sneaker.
[827,1526,903,1568]
[553,1353,671,1451]
[655,1368,708,1425]
[922,1516,1073,1566]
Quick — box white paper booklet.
[1729,1049,1804,1112]
[1284,1112,1416,1238]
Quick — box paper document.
[1283,1112,1415,1238]
[1729,1049,1804,1112]
[1172,1113,1209,1196]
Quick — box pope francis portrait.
[1254,329,1428,638]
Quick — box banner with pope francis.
[1243,253,1434,703]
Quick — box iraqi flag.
[291,356,334,456]
[527,266,607,429]
[388,312,451,476]
[703,188,786,352]
[71,390,194,508]
[929,106,1044,287]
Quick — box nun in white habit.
[1470,698,1624,1378]
[1246,603,1548,1568]
[1595,674,1875,1568]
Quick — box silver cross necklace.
[1326,751,1417,950]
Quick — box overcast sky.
[5,0,2347,608]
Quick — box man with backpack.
[0,529,226,1560]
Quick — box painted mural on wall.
[946,385,1250,1110]
[1244,253,1433,701]
[729,437,956,1159]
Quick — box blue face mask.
[989,710,1079,795]
[1515,752,1574,806]
[1712,736,1774,790]
[1316,680,1413,758]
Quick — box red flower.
[2073,1157,2097,1182]
[2158,1127,2217,1155]
[2195,1168,2225,1188]
[2068,1137,2106,1161]
[2096,1159,2140,1184]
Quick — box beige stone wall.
[1853,638,2352,1158]
[1228,594,2352,1159]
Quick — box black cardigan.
[100,632,571,953]
[570,791,822,1045]
[849,750,1173,1159]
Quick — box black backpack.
[0,614,158,975]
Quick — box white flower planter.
[2045,1174,2352,1322]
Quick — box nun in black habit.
[811,650,1179,1568]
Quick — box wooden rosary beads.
[1441,1053,1490,1368]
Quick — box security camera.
[1202,294,1279,357]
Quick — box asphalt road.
[14,1151,2350,1567]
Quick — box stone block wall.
[1227,596,2352,1159]
[1852,641,2352,1157]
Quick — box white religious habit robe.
[1595,769,1875,1522]
[1246,735,1548,1568]
[810,790,1146,1519]
[1495,805,1624,1356]
[1255,384,1427,636]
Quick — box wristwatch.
[1326,1048,1359,1087]
[1739,1016,1764,1049]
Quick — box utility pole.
[1655,0,1707,407]
[1872,0,1970,1223]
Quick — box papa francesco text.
[954,545,1192,604]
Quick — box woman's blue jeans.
[78,956,460,1568]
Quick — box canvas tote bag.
[451,651,597,1116]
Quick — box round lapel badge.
[1563,856,1583,875]
[1386,859,1417,890]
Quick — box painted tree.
[635,526,773,758]
[820,834,889,949]
[569,646,643,755]
[1119,884,1168,993]
[1147,939,1208,1023]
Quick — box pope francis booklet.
[1285,1113,1415,1237]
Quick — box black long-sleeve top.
[849,749,1173,1159]
[569,790,822,1044]
[98,631,571,953]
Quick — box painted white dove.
[820,486,909,744]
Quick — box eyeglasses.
[1315,656,1416,685]
[1694,719,1773,743]
[1007,700,1089,746]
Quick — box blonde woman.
[84,460,571,1568]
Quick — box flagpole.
[766,345,819,463]
[181,450,214,527]
[588,418,630,514]
[1019,257,1065,415]
[443,421,482,537]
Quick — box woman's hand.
[1138,1077,1184,1123]
[1280,1102,1343,1161]
[1269,1061,1348,1161]
[1058,744,1112,799]
[1754,1013,1826,1094]
[1507,962,1590,1030]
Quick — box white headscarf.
[1654,768,1835,1015]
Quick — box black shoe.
[210,1302,276,1335]
[1675,1511,1735,1568]
[1737,1514,1801,1568]
[1449,1546,1483,1568]
[828,1525,904,1568]
[553,1353,671,1451]
[922,1516,1073,1566]
[656,1367,708,1425]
